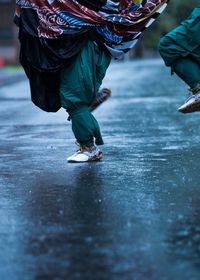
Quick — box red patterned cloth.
[15,0,169,57]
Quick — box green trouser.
[158,6,200,88]
[60,41,111,146]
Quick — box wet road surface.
[0,60,200,280]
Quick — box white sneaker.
[178,84,200,114]
[67,145,103,163]
[178,88,200,114]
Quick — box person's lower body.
[60,41,111,162]
[158,24,200,113]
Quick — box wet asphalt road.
[0,59,200,280]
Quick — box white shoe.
[178,87,200,114]
[178,93,200,114]
[67,145,103,163]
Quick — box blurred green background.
[0,0,199,64]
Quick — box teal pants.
[60,41,111,146]
[158,6,200,88]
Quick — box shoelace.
[185,86,200,102]
[188,84,200,95]
[185,93,195,102]
[75,141,95,153]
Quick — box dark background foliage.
[143,0,200,50]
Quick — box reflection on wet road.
[0,60,200,279]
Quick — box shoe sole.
[89,88,111,112]
[178,100,200,114]
[68,152,103,163]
